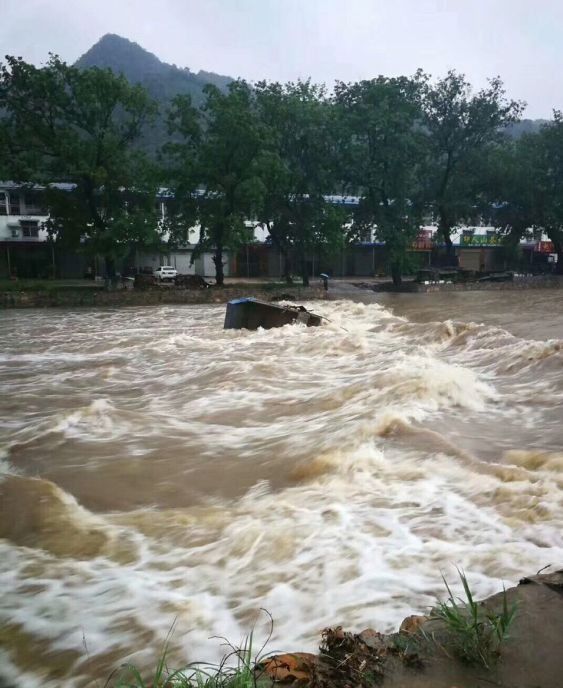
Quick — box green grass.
[108,615,274,688]
[105,572,517,686]
[430,568,517,668]
[0,279,104,292]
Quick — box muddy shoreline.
[355,273,562,293]
[0,284,327,308]
[257,570,563,688]
[1,274,561,309]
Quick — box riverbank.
[355,274,563,293]
[2,274,560,308]
[0,283,326,308]
[111,570,563,688]
[262,570,563,688]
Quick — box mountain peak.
[74,33,232,103]
[73,34,234,153]
[75,34,171,76]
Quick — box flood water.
[1,291,562,687]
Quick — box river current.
[0,291,562,686]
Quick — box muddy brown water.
[0,291,562,686]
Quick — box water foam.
[1,300,562,686]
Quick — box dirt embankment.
[260,570,563,688]
[0,285,326,309]
[355,274,563,293]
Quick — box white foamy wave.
[1,442,561,686]
[1,298,562,687]
[53,399,120,438]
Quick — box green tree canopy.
[422,71,523,256]
[335,73,427,286]
[484,113,563,272]
[0,54,159,274]
[484,135,543,243]
[537,112,563,270]
[167,80,267,285]
[254,80,348,285]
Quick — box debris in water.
[224,297,322,330]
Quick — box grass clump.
[108,615,274,688]
[430,568,517,668]
[0,279,104,292]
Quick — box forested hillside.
[75,34,232,151]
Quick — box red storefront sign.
[412,229,433,250]
[535,241,555,253]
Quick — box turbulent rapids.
[1,293,562,687]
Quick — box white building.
[0,183,54,278]
[0,183,231,279]
[1,181,556,279]
[0,183,49,241]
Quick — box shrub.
[430,569,517,668]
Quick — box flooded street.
[1,291,562,687]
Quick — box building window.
[10,228,19,238]
[23,191,46,215]
[21,221,39,238]
[9,193,21,215]
[0,193,7,215]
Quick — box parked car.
[153,266,177,281]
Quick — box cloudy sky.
[1,0,562,118]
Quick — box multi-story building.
[0,183,53,278]
[0,181,556,279]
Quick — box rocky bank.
[258,570,563,688]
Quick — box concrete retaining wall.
[1,285,327,309]
[414,275,562,293]
[355,275,563,293]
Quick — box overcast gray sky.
[1,0,561,118]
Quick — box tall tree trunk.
[443,231,454,258]
[105,255,116,287]
[438,207,454,259]
[283,253,293,284]
[266,223,293,283]
[391,261,402,288]
[552,240,563,275]
[437,155,454,258]
[213,244,224,286]
[301,254,309,287]
[546,230,563,275]
[297,219,309,286]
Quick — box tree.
[335,74,427,286]
[485,115,563,273]
[167,80,267,285]
[0,55,159,276]
[161,93,202,250]
[483,135,543,260]
[537,112,563,272]
[254,80,348,286]
[251,144,295,283]
[422,71,523,257]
